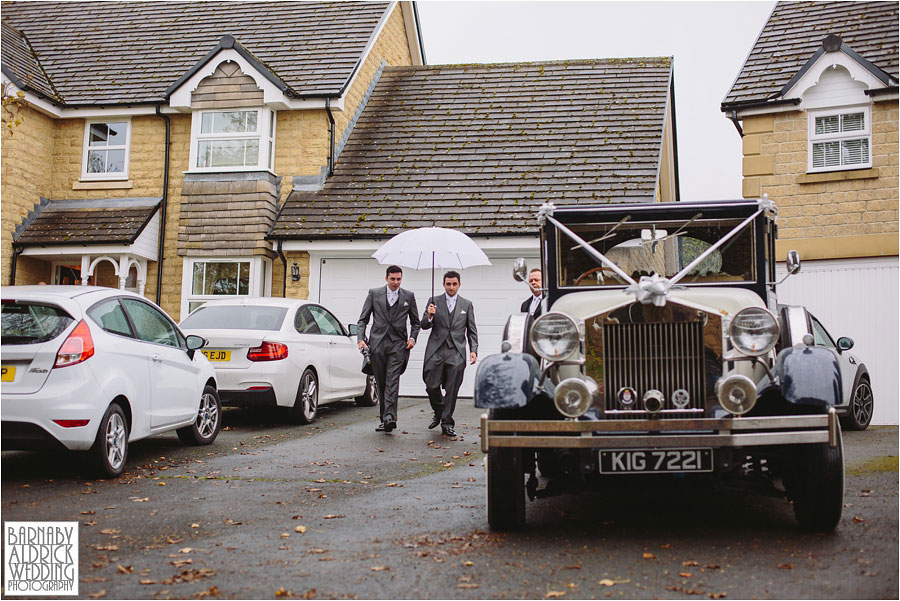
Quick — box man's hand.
[358,340,368,351]
[426,303,436,318]
[406,338,416,350]
[469,352,477,365]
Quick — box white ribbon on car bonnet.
[625,273,673,307]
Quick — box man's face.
[385,271,402,291]
[443,277,460,297]
[528,270,542,295]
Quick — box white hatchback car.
[179,298,376,424]
[1,286,221,477]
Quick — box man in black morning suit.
[357,265,421,433]
[421,270,478,438]
[520,268,543,357]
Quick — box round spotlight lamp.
[716,374,757,415]
[553,377,595,418]
[729,307,779,356]
[530,312,580,362]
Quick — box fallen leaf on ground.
[660,543,672,549]
[301,589,317,599]
[464,561,474,567]
[708,594,727,599]
[223,518,242,525]
[195,585,220,598]
[323,514,344,519]
[294,525,307,533]
[191,523,200,529]
[87,590,106,598]
[116,565,133,574]
[598,579,616,586]
[457,583,480,589]
[852,516,865,523]
[683,560,700,567]
[777,563,794,570]
[274,587,294,597]
[131,497,149,502]
[139,579,155,585]
[81,510,96,515]
[370,565,389,571]
[95,545,118,551]
[171,559,193,568]
[545,592,566,598]
[308,548,327,554]
[642,552,656,560]
[179,547,193,554]
[100,529,120,535]
[679,572,692,578]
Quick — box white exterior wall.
[776,256,898,425]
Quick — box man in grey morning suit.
[421,270,478,438]
[357,265,421,433]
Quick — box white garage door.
[316,254,540,397]
[776,256,898,425]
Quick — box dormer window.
[808,106,871,172]
[189,108,275,172]
[81,119,130,180]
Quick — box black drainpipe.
[325,97,335,176]
[154,105,171,305]
[276,238,288,298]
[9,245,24,285]
[728,110,744,137]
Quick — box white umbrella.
[372,227,492,298]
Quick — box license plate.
[1,366,14,382]
[201,350,231,362]
[599,449,713,474]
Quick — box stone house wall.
[740,100,899,260]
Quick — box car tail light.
[247,341,288,361]
[54,320,95,368]
[53,419,90,428]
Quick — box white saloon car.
[1,286,221,477]
[179,298,375,424]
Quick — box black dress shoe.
[442,426,457,437]
[375,423,386,432]
[428,416,441,430]
[384,421,396,433]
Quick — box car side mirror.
[787,250,801,275]
[837,336,854,351]
[513,257,528,282]
[185,334,207,359]
[347,324,358,337]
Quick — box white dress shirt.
[528,294,541,316]
[387,288,399,306]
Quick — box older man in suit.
[421,270,478,438]
[520,268,543,357]
[357,265,421,433]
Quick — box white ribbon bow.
[625,274,672,307]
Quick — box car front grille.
[601,321,706,418]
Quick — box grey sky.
[415,1,776,201]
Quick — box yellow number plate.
[1,366,15,382]
[201,350,231,362]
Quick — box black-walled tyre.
[177,385,221,445]
[789,429,844,532]
[842,377,873,431]
[355,375,378,407]
[289,369,318,424]
[90,403,128,478]
[486,447,526,531]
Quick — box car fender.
[89,363,151,439]
[773,345,842,408]
[474,352,539,409]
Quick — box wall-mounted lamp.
[291,262,300,282]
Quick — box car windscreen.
[180,305,288,330]
[557,215,756,287]
[1,301,75,345]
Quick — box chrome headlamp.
[530,312,579,362]
[716,374,757,415]
[553,377,598,418]
[728,307,779,356]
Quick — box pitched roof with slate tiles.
[270,58,675,239]
[0,1,391,105]
[0,22,58,101]
[723,1,899,108]
[13,199,160,247]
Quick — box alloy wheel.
[105,412,127,471]
[197,391,220,439]
[301,372,318,421]
[852,380,873,426]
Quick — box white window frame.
[81,118,131,180]
[807,105,872,173]
[180,257,272,319]
[188,107,276,173]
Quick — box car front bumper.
[480,409,840,453]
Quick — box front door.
[121,298,199,428]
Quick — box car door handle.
[152,354,163,363]
[849,357,856,365]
